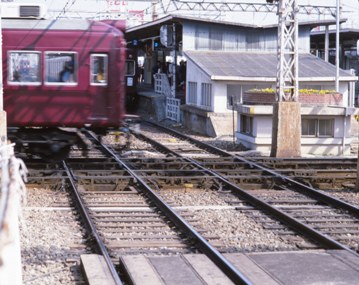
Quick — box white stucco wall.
[254,116,273,138]
[236,109,354,156]
[339,82,351,107]
[186,58,212,109]
[213,83,230,113]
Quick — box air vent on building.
[19,6,41,18]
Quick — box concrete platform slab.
[120,254,235,285]
[120,255,165,285]
[80,254,117,285]
[240,250,359,285]
[120,250,359,285]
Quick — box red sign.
[107,1,127,6]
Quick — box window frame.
[125,58,136,87]
[318,118,334,137]
[188,81,197,105]
[44,51,78,86]
[125,59,136,76]
[90,53,108,86]
[301,118,334,138]
[200,82,212,109]
[240,114,253,136]
[7,50,41,86]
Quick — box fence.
[154,73,181,122]
[154,73,171,96]
[0,144,27,285]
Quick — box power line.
[56,0,78,19]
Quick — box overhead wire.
[56,0,78,19]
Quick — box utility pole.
[274,0,298,102]
[269,0,301,157]
[171,23,177,98]
[335,0,340,92]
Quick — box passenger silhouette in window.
[13,69,21,82]
[96,67,105,82]
[59,61,74,82]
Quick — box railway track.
[130,121,359,252]
[21,180,89,284]
[20,122,359,284]
[25,148,250,283]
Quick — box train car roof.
[2,18,118,31]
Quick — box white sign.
[127,77,133,86]
[160,25,173,47]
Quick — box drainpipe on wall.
[231,96,235,145]
[350,69,356,107]
[342,107,347,155]
[324,25,329,62]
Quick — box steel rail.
[140,121,359,255]
[85,131,253,285]
[144,121,359,216]
[62,161,123,285]
[136,130,355,251]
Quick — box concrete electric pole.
[269,0,301,158]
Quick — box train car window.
[90,54,108,85]
[125,59,136,87]
[44,52,77,85]
[125,60,136,76]
[8,51,41,85]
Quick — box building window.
[227,84,242,108]
[195,28,209,50]
[201,83,212,109]
[302,118,334,137]
[209,28,223,50]
[90,54,108,85]
[240,115,253,135]
[188,81,197,104]
[45,52,77,84]
[8,51,41,84]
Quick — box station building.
[311,28,359,102]
[126,15,358,156]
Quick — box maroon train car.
[2,18,129,159]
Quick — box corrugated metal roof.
[126,13,340,34]
[184,51,356,81]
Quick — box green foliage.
[247,88,337,94]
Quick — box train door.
[89,53,108,118]
[125,50,138,111]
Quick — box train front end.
[2,18,129,160]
